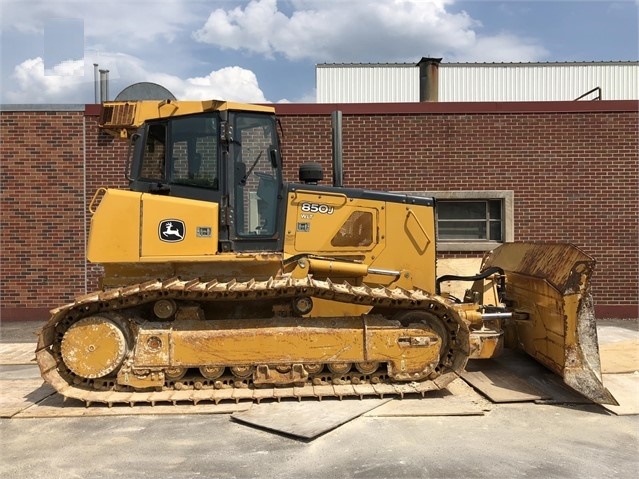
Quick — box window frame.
[232,112,281,238]
[399,190,514,251]
[167,113,220,190]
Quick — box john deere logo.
[159,220,185,242]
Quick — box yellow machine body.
[88,187,435,288]
[35,99,616,406]
[99,99,274,138]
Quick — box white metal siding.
[316,62,639,102]
[317,64,418,103]
[439,63,639,101]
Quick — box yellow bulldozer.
[36,100,617,406]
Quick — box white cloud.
[5,57,89,103]
[5,54,267,104]
[1,0,557,103]
[154,67,267,103]
[1,1,271,103]
[193,0,289,57]
[193,0,547,62]
[458,33,547,62]
[4,53,148,103]
[1,0,200,46]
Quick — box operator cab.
[128,110,283,252]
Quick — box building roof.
[316,60,639,102]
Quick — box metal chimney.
[93,64,99,104]
[417,57,442,102]
[99,69,110,103]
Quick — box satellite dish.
[115,82,176,101]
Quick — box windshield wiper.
[240,151,263,186]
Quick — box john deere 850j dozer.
[36,100,617,406]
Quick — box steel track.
[36,276,470,406]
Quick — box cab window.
[234,114,279,236]
[169,115,219,189]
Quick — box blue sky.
[1,0,637,104]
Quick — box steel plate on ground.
[599,339,639,374]
[231,397,391,440]
[600,373,639,416]
[13,392,252,418]
[0,379,55,418]
[365,379,488,416]
[0,364,42,381]
[468,349,594,404]
[0,343,36,365]
[462,350,554,403]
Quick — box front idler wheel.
[60,315,130,379]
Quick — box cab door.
[227,111,284,252]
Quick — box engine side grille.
[99,103,136,128]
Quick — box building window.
[399,190,514,252]
[437,199,503,241]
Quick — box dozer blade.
[481,242,618,405]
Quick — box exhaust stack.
[417,57,442,102]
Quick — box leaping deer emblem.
[161,221,184,240]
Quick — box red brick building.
[1,100,637,320]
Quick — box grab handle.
[89,188,108,214]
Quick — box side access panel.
[87,189,219,263]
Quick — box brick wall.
[1,110,86,313]
[275,102,638,319]
[1,101,637,320]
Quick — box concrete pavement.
[1,319,637,479]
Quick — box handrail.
[290,188,349,206]
[574,87,601,101]
[88,188,108,214]
[406,208,432,247]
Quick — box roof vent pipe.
[93,64,99,104]
[99,69,110,103]
[417,57,442,102]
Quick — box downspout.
[82,115,88,293]
[332,110,343,187]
